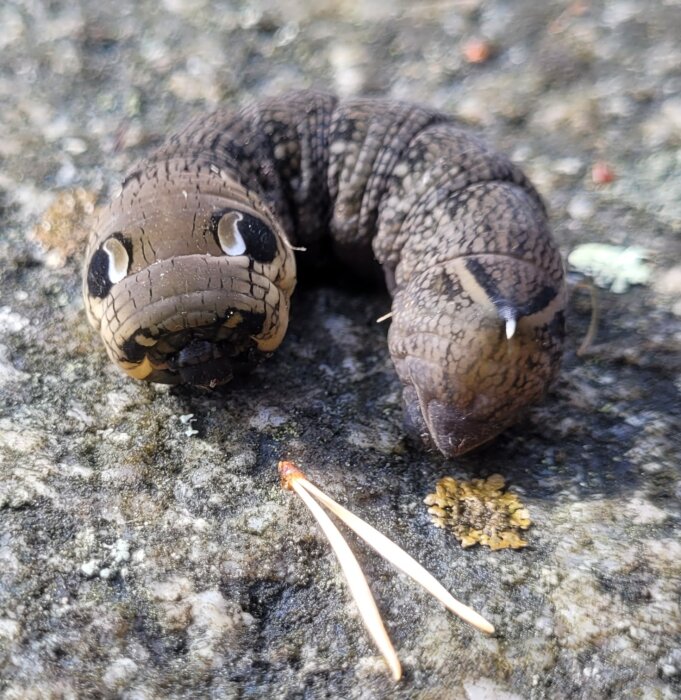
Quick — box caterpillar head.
[83,163,296,386]
[389,254,566,457]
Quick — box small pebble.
[80,559,99,577]
[462,38,494,64]
[592,161,616,185]
[567,194,595,220]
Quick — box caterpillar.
[83,91,566,457]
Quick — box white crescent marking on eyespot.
[103,238,130,284]
[217,211,247,256]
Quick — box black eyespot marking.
[87,247,112,298]
[209,209,278,263]
[237,212,278,263]
[86,232,133,299]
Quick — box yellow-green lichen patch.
[424,474,531,550]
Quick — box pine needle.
[297,476,495,635]
[278,460,496,680]
[283,466,402,680]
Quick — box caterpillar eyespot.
[83,91,566,457]
[86,233,131,298]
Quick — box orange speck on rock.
[592,161,616,185]
[463,38,493,64]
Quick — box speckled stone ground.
[1,1,680,698]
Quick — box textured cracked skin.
[83,91,566,457]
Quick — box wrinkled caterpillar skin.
[84,91,566,457]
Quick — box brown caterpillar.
[83,91,566,457]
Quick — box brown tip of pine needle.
[278,460,306,489]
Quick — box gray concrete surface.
[1,1,680,698]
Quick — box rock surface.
[1,1,680,698]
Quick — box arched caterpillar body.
[83,91,566,457]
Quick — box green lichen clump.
[424,474,531,550]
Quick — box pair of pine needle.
[278,460,495,681]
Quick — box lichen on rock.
[31,188,97,267]
[424,474,531,550]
